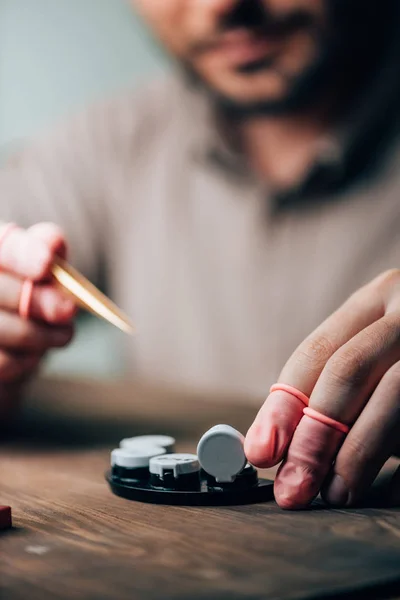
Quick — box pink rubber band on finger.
[19,280,34,320]
[270,383,309,407]
[303,406,349,434]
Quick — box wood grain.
[1,378,400,600]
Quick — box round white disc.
[149,453,199,478]
[111,446,166,468]
[197,424,246,483]
[120,435,175,453]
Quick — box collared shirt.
[1,74,400,397]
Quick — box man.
[0,0,399,509]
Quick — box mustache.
[189,2,318,56]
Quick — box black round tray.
[106,471,274,506]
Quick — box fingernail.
[324,474,350,506]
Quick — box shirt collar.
[174,66,395,199]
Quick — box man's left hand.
[245,269,400,509]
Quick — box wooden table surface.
[1,377,400,600]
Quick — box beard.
[183,0,397,119]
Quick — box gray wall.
[0,0,167,155]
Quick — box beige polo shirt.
[1,75,400,396]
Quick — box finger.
[0,272,76,323]
[28,222,67,260]
[0,225,53,281]
[0,350,43,383]
[274,419,344,509]
[245,388,305,468]
[322,361,400,507]
[245,273,390,469]
[31,285,77,323]
[0,311,74,351]
[274,312,400,509]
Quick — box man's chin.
[202,78,322,118]
[205,71,293,116]
[209,88,301,118]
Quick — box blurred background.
[0,0,168,377]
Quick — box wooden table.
[1,378,400,600]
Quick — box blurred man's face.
[133,0,340,112]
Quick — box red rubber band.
[0,223,17,264]
[270,383,309,407]
[303,406,349,434]
[19,280,34,320]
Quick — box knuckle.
[352,319,394,357]
[296,334,336,372]
[326,346,369,389]
[373,316,397,345]
[372,269,400,292]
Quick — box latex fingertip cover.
[274,416,345,510]
[245,423,283,468]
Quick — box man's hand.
[0,223,76,420]
[245,270,400,509]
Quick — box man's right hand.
[0,222,76,419]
